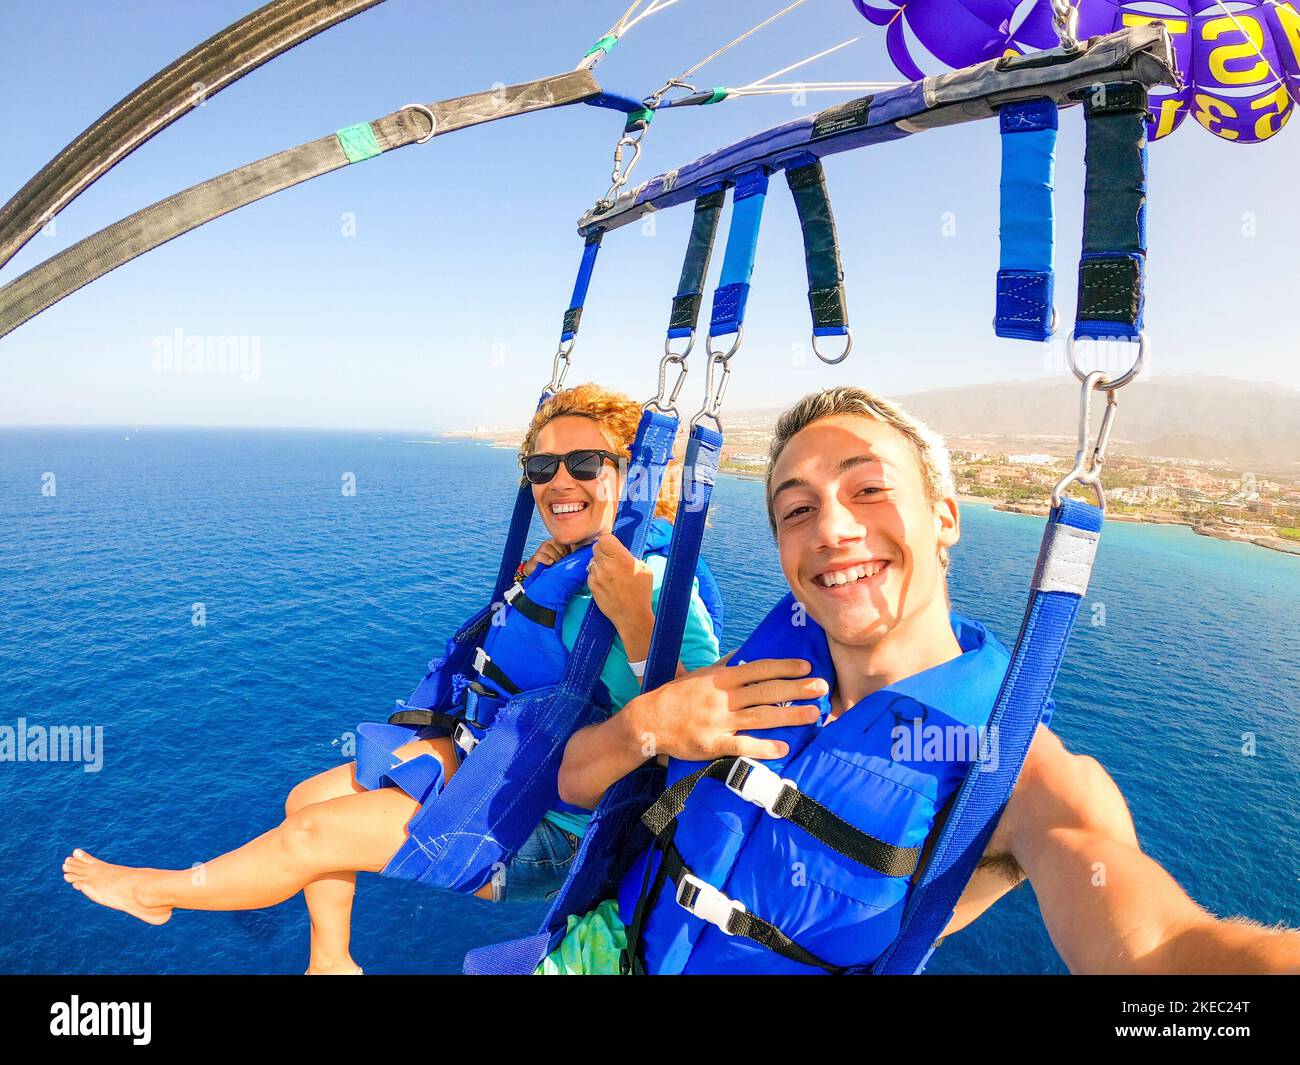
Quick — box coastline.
[958,495,1300,558]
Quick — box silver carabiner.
[546,337,575,396]
[595,130,646,213]
[1051,370,1118,508]
[645,350,690,416]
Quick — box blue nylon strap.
[641,424,722,692]
[489,390,554,602]
[872,497,1102,974]
[561,230,604,342]
[710,168,769,337]
[464,931,554,975]
[995,98,1057,342]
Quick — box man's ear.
[935,495,960,552]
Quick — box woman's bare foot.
[62,849,173,925]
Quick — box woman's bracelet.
[514,561,528,584]
[627,658,647,680]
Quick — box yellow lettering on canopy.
[1194,92,1240,138]
[1122,13,1188,36]
[1204,16,1269,85]
[1251,83,1294,140]
[1274,4,1300,69]
[1151,97,1184,139]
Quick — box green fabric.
[335,122,382,163]
[706,87,729,105]
[534,898,627,975]
[540,551,721,837]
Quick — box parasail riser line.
[0,71,603,342]
[783,155,851,362]
[0,0,389,273]
[1073,81,1148,348]
[995,97,1059,342]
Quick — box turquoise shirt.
[542,552,720,837]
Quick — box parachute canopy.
[853,1,1300,143]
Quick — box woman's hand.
[522,537,573,578]
[585,533,654,633]
[624,657,826,763]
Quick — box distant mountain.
[736,375,1300,471]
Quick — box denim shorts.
[491,819,581,903]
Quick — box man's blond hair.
[764,386,956,567]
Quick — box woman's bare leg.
[285,737,457,975]
[64,786,420,919]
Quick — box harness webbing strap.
[1074,83,1148,341]
[561,229,605,342]
[660,843,844,974]
[710,168,770,337]
[502,584,559,629]
[871,498,1102,974]
[560,408,680,701]
[640,423,722,692]
[641,756,922,878]
[476,652,523,697]
[0,71,604,341]
[386,704,461,729]
[995,98,1058,341]
[666,188,727,339]
[784,157,849,337]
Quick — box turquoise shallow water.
[1,428,1296,974]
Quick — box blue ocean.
[1,429,1296,974]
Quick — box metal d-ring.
[811,328,853,365]
[400,103,438,144]
[1067,330,1147,391]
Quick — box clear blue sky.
[1,0,1295,430]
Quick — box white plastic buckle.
[473,646,489,675]
[676,873,745,933]
[453,720,479,755]
[503,582,523,605]
[725,756,796,819]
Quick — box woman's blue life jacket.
[354,516,724,884]
[617,591,1011,974]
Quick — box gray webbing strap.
[0,71,600,341]
[0,0,389,272]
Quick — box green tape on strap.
[584,34,619,58]
[706,87,728,105]
[335,122,382,163]
[624,107,655,132]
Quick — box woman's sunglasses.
[522,448,622,485]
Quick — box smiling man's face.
[767,413,959,649]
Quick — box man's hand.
[625,657,826,763]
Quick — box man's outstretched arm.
[949,727,1300,974]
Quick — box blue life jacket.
[619,592,1010,974]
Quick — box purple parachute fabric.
[852,0,1300,143]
